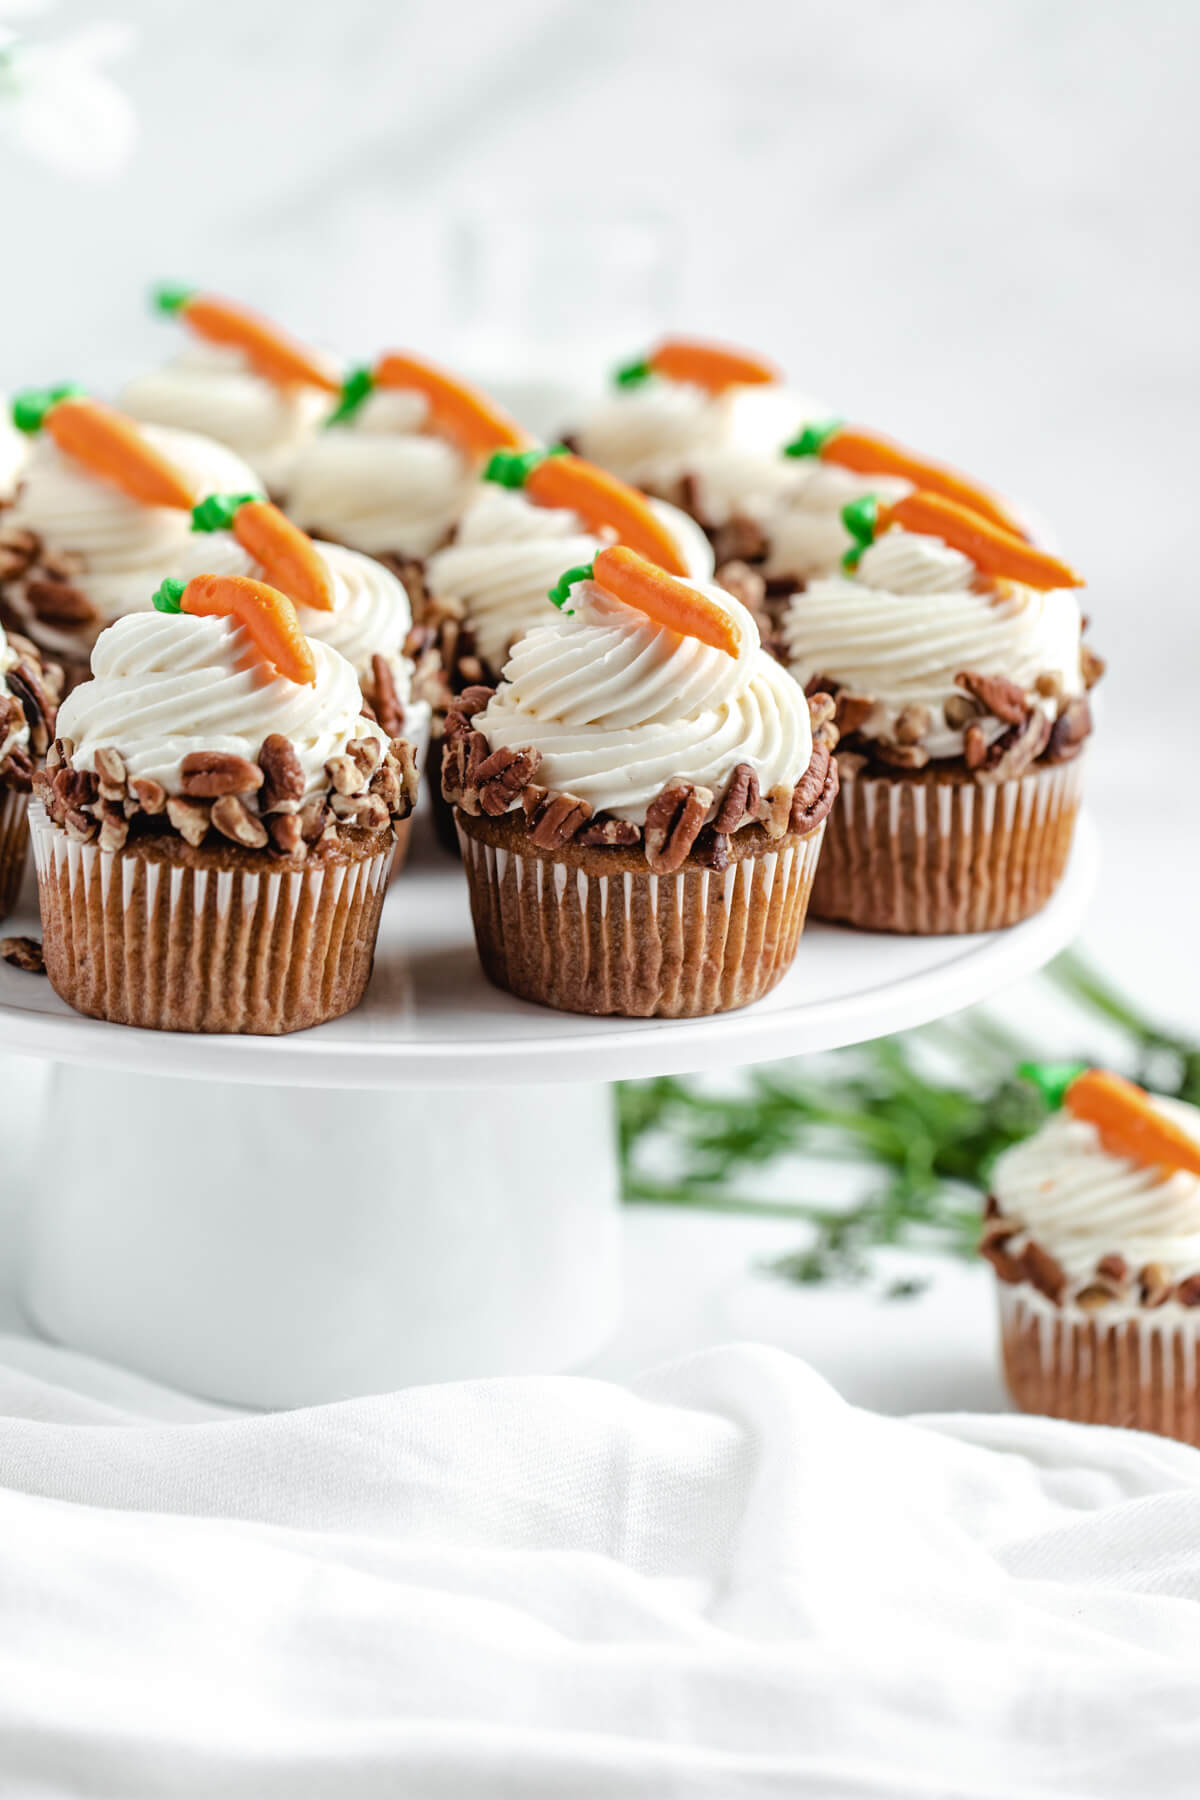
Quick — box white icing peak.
[992,1098,1200,1285]
[281,384,475,560]
[475,574,812,825]
[425,482,715,676]
[3,424,262,650]
[176,529,414,701]
[784,528,1085,760]
[57,611,385,803]
[121,342,337,495]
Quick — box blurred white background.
[0,0,1196,1406]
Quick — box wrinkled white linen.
[1,1338,1199,1797]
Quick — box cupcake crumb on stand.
[31,573,416,1034]
[443,544,837,1018]
[984,1068,1200,1444]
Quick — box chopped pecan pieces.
[963,721,988,771]
[1020,1240,1067,1303]
[976,709,1051,783]
[1139,1263,1172,1308]
[165,797,212,848]
[954,670,1029,726]
[1081,646,1106,691]
[714,763,760,833]
[1045,697,1092,764]
[0,935,44,974]
[1175,1274,1200,1308]
[644,781,713,873]
[259,734,305,811]
[1096,1254,1128,1286]
[577,816,642,848]
[1075,1283,1117,1312]
[691,826,731,870]
[944,693,982,730]
[806,691,837,732]
[7,660,57,756]
[894,704,932,746]
[94,746,127,800]
[834,691,876,736]
[268,813,307,858]
[712,513,768,565]
[25,577,96,627]
[474,745,542,817]
[128,776,166,815]
[527,792,592,849]
[873,739,931,770]
[180,751,264,799]
[98,804,129,853]
[714,560,767,617]
[210,794,269,849]
[457,685,495,719]
[370,652,406,738]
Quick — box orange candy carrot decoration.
[553,545,739,657]
[485,447,688,576]
[616,339,779,394]
[153,287,340,394]
[327,353,530,458]
[1065,1069,1200,1178]
[785,418,1026,538]
[843,490,1083,591]
[13,388,197,511]
[192,492,335,614]
[154,573,316,686]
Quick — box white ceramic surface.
[0,812,1099,1088]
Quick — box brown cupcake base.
[456,807,824,1018]
[0,783,29,924]
[999,1284,1200,1445]
[30,804,392,1035]
[812,754,1085,934]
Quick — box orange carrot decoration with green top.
[785,419,1026,538]
[1065,1069,1200,1178]
[153,287,340,393]
[153,573,317,686]
[327,352,531,457]
[841,490,1083,590]
[191,492,335,613]
[615,338,779,394]
[12,388,198,511]
[551,545,739,657]
[484,446,689,576]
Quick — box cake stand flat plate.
[0,813,1098,1089]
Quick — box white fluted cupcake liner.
[29,801,391,1035]
[813,755,1086,933]
[999,1283,1200,1445]
[0,783,29,924]
[456,814,825,1017]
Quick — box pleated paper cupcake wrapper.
[456,818,825,1018]
[29,802,390,1035]
[999,1283,1200,1447]
[0,783,29,924]
[812,756,1085,934]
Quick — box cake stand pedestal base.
[21,1065,622,1409]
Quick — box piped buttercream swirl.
[57,611,385,802]
[992,1098,1200,1286]
[475,577,811,823]
[425,483,715,675]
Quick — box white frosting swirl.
[120,342,338,495]
[282,386,474,559]
[571,378,821,496]
[3,424,262,653]
[0,623,30,764]
[175,530,414,701]
[425,482,715,675]
[784,528,1084,759]
[0,403,28,503]
[992,1099,1200,1285]
[57,611,386,802]
[475,578,811,824]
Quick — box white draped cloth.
[2,1338,1199,1797]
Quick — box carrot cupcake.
[0,386,260,685]
[784,490,1102,933]
[984,1068,1200,1444]
[424,445,715,688]
[282,353,530,592]
[121,287,341,498]
[0,622,59,920]
[443,545,837,1018]
[30,573,416,1034]
[177,492,434,793]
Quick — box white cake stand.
[0,813,1098,1408]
